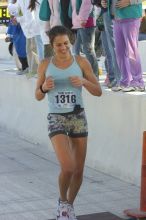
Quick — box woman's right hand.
[42,76,54,92]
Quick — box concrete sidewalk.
[0,127,140,220]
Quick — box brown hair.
[48,25,75,46]
[28,0,39,11]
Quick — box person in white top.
[39,0,63,58]
[28,0,52,61]
[8,0,42,76]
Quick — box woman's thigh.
[69,137,87,171]
[51,134,74,170]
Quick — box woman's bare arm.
[35,59,50,101]
[76,56,102,96]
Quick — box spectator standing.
[102,0,145,91]
[8,0,40,77]
[70,0,99,78]
[28,0,45,63]
[102,10,121,88]
[93,0,121,87]
[39,0,73,58]
[5,22,22,71]
[6,18,28,74]
[39,0,62,58]
[60,0,72,30]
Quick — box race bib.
[54,91,76,108]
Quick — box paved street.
[0,127,140,220]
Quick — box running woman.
[35,25,102,220]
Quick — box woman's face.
[52,35,71,56]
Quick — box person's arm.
[78,0,93,27]
[69,56,102,97]
[115,0,141,9]
[35,59,54,101]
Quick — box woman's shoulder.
[40,58,51,66]
[75,55,89,67]
[38,58,51,73]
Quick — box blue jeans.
[102,12,121,83]
[74,27,98,77]
[101,30,115,81]
[35,35,44,62]
[139,33,146,41]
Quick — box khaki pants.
[44,44,54,58]
[26,37,38,74]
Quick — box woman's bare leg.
[67,137,87,204]
[51,134,74,202]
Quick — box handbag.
[39,0,51,21]
[96,15,104,31]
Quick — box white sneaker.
[16,70,23,75]
[16,67,29,75]
[122,86,136,92]
[111,85,124,92]
[56,200,69,220]
[25,71,37,79]
[68,204,77,220]
[22,67,29,74]
[134,86,145,92]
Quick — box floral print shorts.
[47,109,88,138]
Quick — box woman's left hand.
[69,76,84,87]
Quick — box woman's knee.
[61,163,74,177]
[72,167,84,178]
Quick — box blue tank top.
[45,56,84,113]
